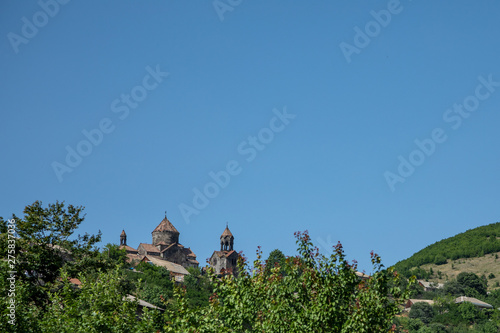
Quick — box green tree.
[475,321,499,333]
[406,318,424,332]
[434,254,447,265]
[0,201,102,306]
[184,267,213,309]
[39,268,161,332]
[458,301,479,324]
[457,272,487,296]
[428,322,447,332]
[101,243,128,267]
[0,260,41,332]
[264,248,286,276]
[444,279,464,296]
[131,261,174,308]
[409,302,435,324]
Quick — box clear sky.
[1,1,499,272]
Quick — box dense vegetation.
[1,201,411,332]
[391,221,500,332]
[394,222,500,278]
[392,271,500,332]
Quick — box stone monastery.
[119,215,239,279]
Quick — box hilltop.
[394,222,500,285]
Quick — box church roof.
[119,244,138,253]
[120,230,127,236]
[125,253,143,264]
[221,226,233,238]
[211,250,238,258]
[138,243,160,254]
[153,217,179,234]
[142,255,190,275]
[160,243,178,253]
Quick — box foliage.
[457,272,488,296]
[442,272,488,298]
[0,260,41,332]
[434,254,447,265]
[409,302,435,324]
[184,267,213,309]
[101,243,129,267]
[161,230,414,332]
[10,201,500,332]
[39,268,160,332]
[0,201,102,307]
[129,261,174,308]
[264,248,286,276]
[395,222,500,278]
[427,322,447,332]
[458,301,480,324]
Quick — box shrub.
[409,302,435,324]
[434,254,447,265]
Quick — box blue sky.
[1,1,499,272]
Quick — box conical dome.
[220,224,234,251]
[152,216,180,246]
[221,226,233,239]
[153,217,179,234]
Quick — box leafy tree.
[0,260,41,332]
[444,279,464,296]
[475,321,499,333]
[434,254,447,265]
[416,326,433,333]
[406,318,425,332]
[458,301,479,324]
[485,288,500,309]
[457,272,487,296]
[101,243,128,267]
[0,201,101,306]
[428,322,447,332]
[264,248,286,276]
[409,302,435,324]
[131,261,174,308]
[39,268,161,332]
[184,267,212,309]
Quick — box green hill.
[394,222,500,278]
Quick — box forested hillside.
[395,222,500,278]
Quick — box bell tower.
[120,230,127,246]
[220,223,234,251]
